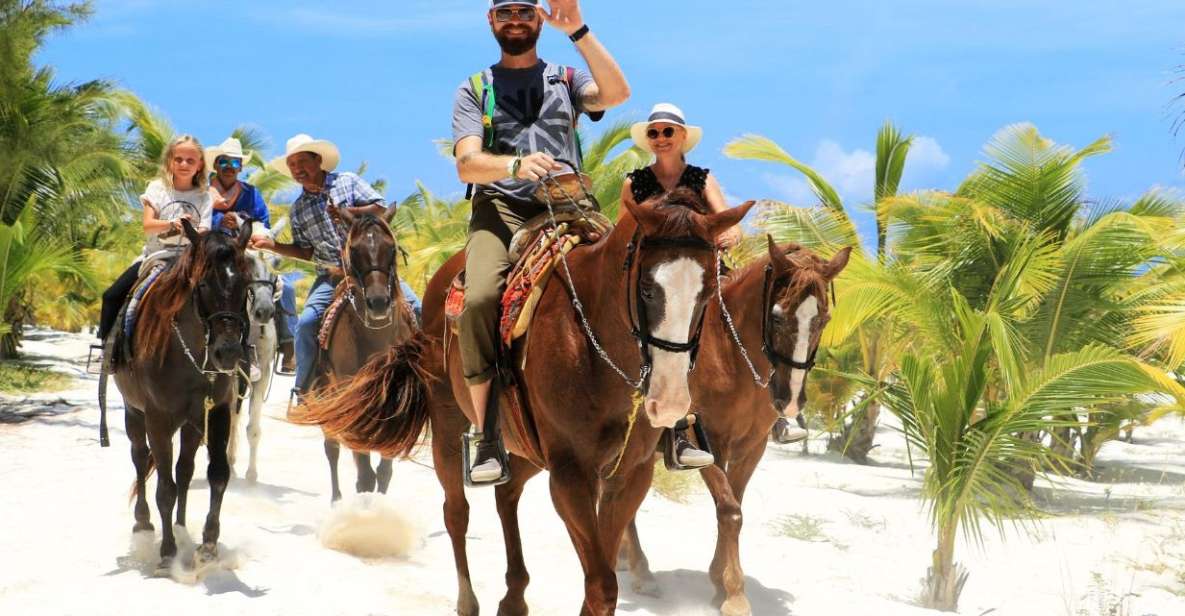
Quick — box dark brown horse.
[617,237,851,615]
[297,207,425,502]
[107,219,253,574]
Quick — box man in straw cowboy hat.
[206,136,299,375]
[452,0,629,484]
[250,134,420,396]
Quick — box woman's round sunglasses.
[646,127,680,140]
[494,7,536,22]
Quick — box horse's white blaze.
[783,296,818,418]
[646,257,703,428]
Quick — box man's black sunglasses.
[494,7,537,22]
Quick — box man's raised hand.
[542,0,584,35]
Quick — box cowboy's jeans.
[295,276,336,392]
[400,281,423,324]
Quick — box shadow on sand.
[617,568,794,615]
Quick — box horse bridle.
[622,230,716,388]
[757,265,820,372]
[174,271,250,377]
[341,217,399,330]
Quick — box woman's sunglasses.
[646,127,679,140]
[494,7,537,22]
[215,157,243,171]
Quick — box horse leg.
[227,390,243,476]
[549,464,618,616]
[376,457,393,494]
[495,456,543,616]
[431,402,478,616]
[324,436,342,502]
[197,404,232,567]
[354,450,377,493]
[174,423,202,529]
[145,410,178,572]
[598,460,659,599]
[700,463,749,616]
[125,407,153,533]
[245,387,263,483]
[616,516,659,596]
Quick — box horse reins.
[715,256,832,388]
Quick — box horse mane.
[732,245,832,308]
[638,187,715,239]
[135,232,242,365]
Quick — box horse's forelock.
[638,188,714,241]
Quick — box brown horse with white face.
[617,237,851,615]
[297,188,752,614]
[108,219,253,574]
[420,188,753,616]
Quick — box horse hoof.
[152,559,173,578]
[246,469,258,484]
[457,590,479,616]
[194,544,218,568]
[632,577,662,598]
[720,595,752,616]
[496,598,529,616]
[133,521,154,533]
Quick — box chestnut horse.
[299,188,751,613]
[617,237,851,615]
[299,207,424,502]
[425,189,753,616]
[107,219,253,573]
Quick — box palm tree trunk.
[923,521,968,611]
[830,401,880,464]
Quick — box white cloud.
[763,136,950,205]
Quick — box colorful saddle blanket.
[445,210,612,347]
[120,261,169,345]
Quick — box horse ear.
[383,204,399,226]
[180,218,200,245]
[767,234,794,273]
[704,200,756,240]
[237,219,254,252]
[622,199,665,236]
[823,246,853,279]
[338,205,356,228]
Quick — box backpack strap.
[470,70,496,149]
[554,65,586,167]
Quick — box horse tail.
[128,453,157,504]
[291,332,435,459]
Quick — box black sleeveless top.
[627,164,709,205]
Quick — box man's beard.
[494,25,541,56]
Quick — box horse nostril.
[774,398,789,412]
[366,296,388,313]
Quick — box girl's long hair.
[160,134,208,190]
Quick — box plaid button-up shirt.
[290,172,386,276]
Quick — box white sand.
[2,328,1184,615]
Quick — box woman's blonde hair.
[160,134,208,190]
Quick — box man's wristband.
[507,157,522,179]
[569,24,590,43]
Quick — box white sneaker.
[469,457,503,483]
[676,445,715,468]
[774,418,808,444]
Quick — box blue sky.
[37,0,1185,246]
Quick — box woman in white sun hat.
[619,104,747,469]
[622,103,743,249]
